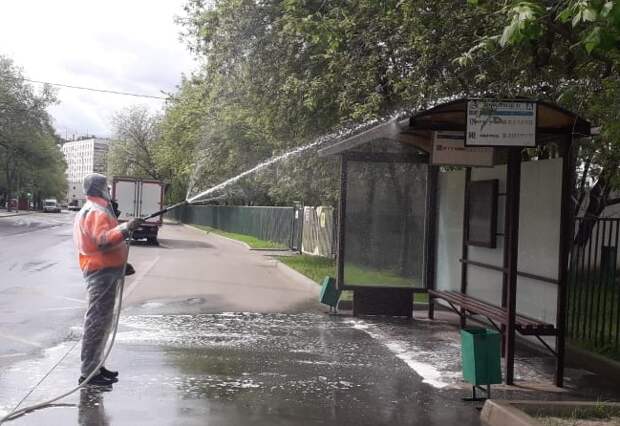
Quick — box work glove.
[125,262,136,276]
[125,218,144,232]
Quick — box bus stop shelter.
[318,99,591,387]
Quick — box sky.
[0,0,196,138]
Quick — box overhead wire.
[0,75,169,100]
[22,79,169,100]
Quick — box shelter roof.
[318,98,591,157]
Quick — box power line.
[0,76,169,100]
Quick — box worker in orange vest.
[73,173,142,386]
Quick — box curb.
[273,261,321,294]
[481,400,540,426]
[185,224,292,252]
[185,224,252,249]
[0,212,35,218]
[208,232,252,249]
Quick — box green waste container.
[461,327,501,392]
[319,276,341,310]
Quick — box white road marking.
[124,256,160,301]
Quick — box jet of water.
[186,138,323,203]
[185,112,408,205]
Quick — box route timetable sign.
[466,100,536,147]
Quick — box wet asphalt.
[0,212,85,359]
[1,216,619,425]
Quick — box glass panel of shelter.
[344,159,428,289]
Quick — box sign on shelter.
[431,131,494,167]
[466,100,536,147]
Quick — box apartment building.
[61,138,110,205]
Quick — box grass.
[534,402,620,426]
[275,254,429,303]
[191,225,288,249]
[344,264,419,288]
[567,282,620,362]
[276,255,336,283]
[570,339,620,363]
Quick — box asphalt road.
[0,211,85,362]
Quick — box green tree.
[167,0,620,214]
[108,105,164,180]
[0,55,63,210]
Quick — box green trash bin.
[460,327,501,400]
[319,276,341,312]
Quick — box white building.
[61,138,110,205]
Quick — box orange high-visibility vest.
[73,196,128,273]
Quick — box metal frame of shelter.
[318,98,591,387]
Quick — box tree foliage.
[108,105,163,180]
[141,0,620,216]
[462,0,620,242]
[0,56,65,210]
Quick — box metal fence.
[169,205,300,249]
[301,206,336,258]
[568,217,620,354]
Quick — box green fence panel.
[168,205,296,248]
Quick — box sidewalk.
[0,209,34,218]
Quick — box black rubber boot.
[100,366,119,379]
[79,373,117,386]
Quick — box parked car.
[43,199,61,213]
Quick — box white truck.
[42,198,61,213]
[112,177,165,245]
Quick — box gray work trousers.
[81,269,122,377]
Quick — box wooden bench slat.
[429,289,556,334]
[431,289,545,326]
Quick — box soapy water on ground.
[346,318,462,389]
[1,310,591,421]
[0,311,466,416]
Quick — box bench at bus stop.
[428,289,559,355]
